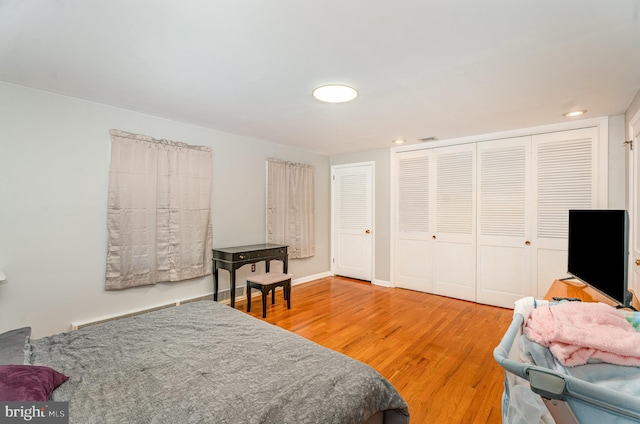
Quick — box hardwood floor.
[236,275,514,423]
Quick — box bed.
[3,300,409,424]
[494,297,640,423]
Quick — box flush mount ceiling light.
[563,110,587,117]
[312,84,358,103]
[392,139,406,145]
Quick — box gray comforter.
[29,300,409,424]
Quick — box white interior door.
[629,112,640,295]
[432,144,477,302]
[332,163,373,281]
[476,137,532,308]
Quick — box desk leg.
[213,261,219,302]
[265,257,288,273]
[230,267,236,308]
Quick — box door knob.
[636,259,640,266]
[365,229,371,234]
[525,241,531,246]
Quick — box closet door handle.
[525,241,531,246]
[635,259,640,266]
[365,229,371,234]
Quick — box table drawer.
[237,247,287,261]
[213,245,288,262]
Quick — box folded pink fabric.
[524,302,640,367]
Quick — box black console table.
[212,243,288,308]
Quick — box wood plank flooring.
[236,276,514,423]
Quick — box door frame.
[628,109,640,296]
[330,161,375,282]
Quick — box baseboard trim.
[292,271,332,286]
[72,293,215,330]
[372,279,392,287]
[71,271,334,330]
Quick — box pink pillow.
[0,365,68,401]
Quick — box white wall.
[0,82,330,338]
[626,89,640,139]
[608,115,626,209]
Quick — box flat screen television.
[567,209,631,308]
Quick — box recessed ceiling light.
[312,84,358,103]
[563,110,587,117]
[392,139,406,144]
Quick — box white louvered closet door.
[476,137,532,308]
[395,150,432,292]
[432,144,477,302]
[532,127,599,297]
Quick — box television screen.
[567,209,630,307]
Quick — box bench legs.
[246,280,291,318]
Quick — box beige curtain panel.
[106,130,213,290]
[267,158,315,259]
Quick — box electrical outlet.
[251,264,256,272]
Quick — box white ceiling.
[1,1,639,155]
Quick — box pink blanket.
[524,302,640,367]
